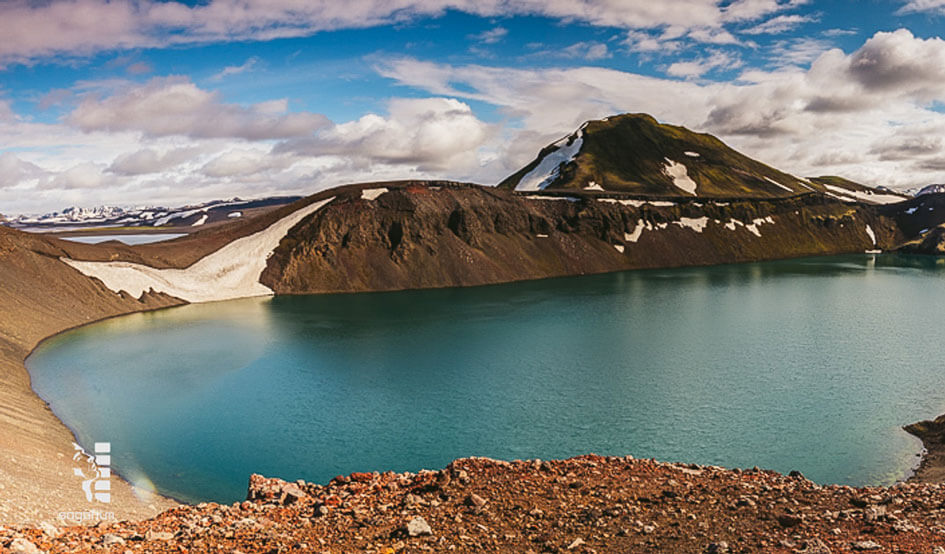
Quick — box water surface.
[28,255,945,503]
[60,233,187,245]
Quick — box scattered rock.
[466,493,487,510]
[145,529,175,541]
[8,538,43,554]
[797,537,833,553]
[37,522,58,538]
[101,533,125,546]
[281,483,307,505]
[567,537,585,550]
[406,516,432,537]
[705,541,729,553]
[851,540,882,551]
[778,513,803,528]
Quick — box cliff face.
[259,183,902,295]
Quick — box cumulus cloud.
[846,29,945,97]
[41,162,114,190]
[0,0,810,66]
[108,147,203,175]
[0,153,46,189]
[68,76,330,140]
[200,149,295,178]
[276,97,491,171]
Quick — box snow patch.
[515,134,584,191]
[662,158,697,195]
[905,207,918,214]
[584,181,604,191]
[62,198,335,303]
[764,176,794,193]
[525,195,580,202]
[684,151,700,158]
[625,221,648,243]
[361,188,389,201]
[674,216,709,233]
[822,184,905,205]
[723,217,775,237]
[598,198,646,207]
[192,214,208,226]
[865,225,876,246]
[613,244,625,253]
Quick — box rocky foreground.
[5,455,945,553]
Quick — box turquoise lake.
[26,255,945,504]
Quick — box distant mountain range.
[5,196,301,229]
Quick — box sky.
[4,1,945,214]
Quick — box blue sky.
[4,0,945,214]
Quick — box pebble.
[705,541,729,553]
[8,538,43,554]
[37,522,58,538]
[102,534,125,546]
[407,516,432,537]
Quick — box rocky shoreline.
[904,415,945,484]
[7,455,945,553]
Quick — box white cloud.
[469,27,507,45]
[561,42,612,61]
[765,37,834,67]
[42,162,114,190]
[277,97,491,171]
[200,148,295,177]
[667,51,742,78]
[210,56,260,81]
[743,14,815,35]
[108,147,204,175]
[722,0,811,22]
[898,0,945,14]
[68,76,330,140]
[0,0,810,67]
[0,152,46,189]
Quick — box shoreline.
[903,414,945,483]
[0,300,185,525]
[22,302,201,508]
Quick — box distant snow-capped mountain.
[914,184,945,197]
[5,196,300,229]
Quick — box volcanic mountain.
[499,113,908,204]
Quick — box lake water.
[27,255,945,504]
[59,233,187,245]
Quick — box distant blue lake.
[27,255,945,504]
[59,233,187,245]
